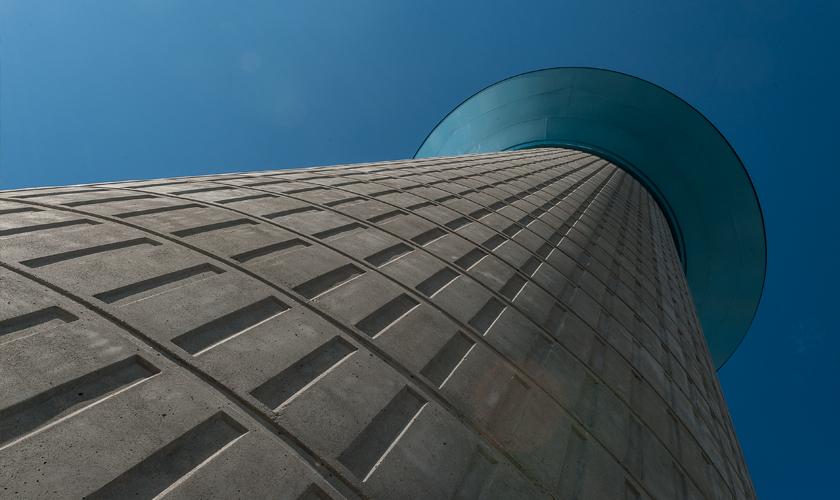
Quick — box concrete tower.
[0,69,764,499]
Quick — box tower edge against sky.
[415,67,766,368]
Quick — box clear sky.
[1,2,838,497]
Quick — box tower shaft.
[0,148,753,498]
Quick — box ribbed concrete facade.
[0,148,753,499]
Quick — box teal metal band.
[415,67,766,368]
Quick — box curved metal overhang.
[415,67,766,369]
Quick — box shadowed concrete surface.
[0,148,753,499]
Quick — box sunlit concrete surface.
[0,148,753,498]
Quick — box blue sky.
[1,1,838,497]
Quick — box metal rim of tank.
[415,66,766,369]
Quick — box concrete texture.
[0,148,753,499]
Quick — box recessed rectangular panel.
[20,238,162,268]
[63,194,155,207]
[171,218,257,238]
[416,268,459,297]
[325,196,365,207]
[93,263,225,304]
[420,332,475,387]
[482,234,506,251]
[218,193,276,204]
[406,201,433,211]
[521,256,541,276]
[293,264,365,300]
[355,294,419,338]
[445,216,470,230]
[312,222,365,240]
[250,336,356,410]
[468,298,505,335]
[170,185,234,195]
[367,210,405,224]
[469,208,490,219]
[0,356,159,447]
[502,223,521,237]
[0,219,98,237]
[536,242,553,258]
[231,239,310,264]
[263,206,321,219]
[0,207,41,216]
[0,306,78,338]
[338,387,426,480]
[365,243,412,267]
[412,228,445,246]
[285,186,322,195]
[172,297,289,355]
[113,203,203,219]
[86,412,247,499]
[13,188,108,199]
[498,275,527,300]
[454,248,487,270]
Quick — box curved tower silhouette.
[0,69,762,499]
